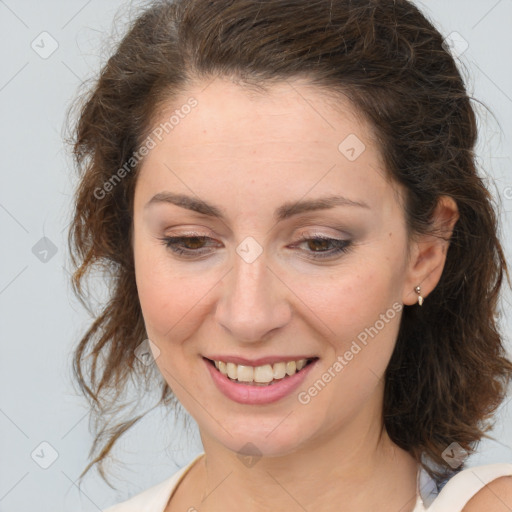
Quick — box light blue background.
[1,1,511,510]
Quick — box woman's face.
[132,77,418,458]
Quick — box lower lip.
[204,358,317,405]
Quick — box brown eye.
[158,236,220,258]
[306,238,332,252]
[292,236,352,260]
[180,237,207,250]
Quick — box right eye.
[157,235,221,258]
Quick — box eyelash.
[157,234,352,260]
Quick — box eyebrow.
[145,192,370,222]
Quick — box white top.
[104,453,512,512]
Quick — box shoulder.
[103,453,205,512]
[462,475,512,511]
[103,474,177,512]
[429,463,512,512]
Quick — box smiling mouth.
[205,357,318,386]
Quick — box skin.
[463,477,512,511]
[132,77,460,512]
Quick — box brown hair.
[67,0,512,484]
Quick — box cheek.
[296,261,401,344]
[133,235,197,341]
[133,241,224,379]
[135,264,206,343]
[291,253,404,395]
[293,283,402,430]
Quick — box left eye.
[157,235,352,260]
[291,236,352,259]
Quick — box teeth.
[286,360,296,375]
[273,362,286,380]
[227,362,238,380]
[254,364,273,383]
[213,358,310,385]
[237,365,254,382]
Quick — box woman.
[67,0,512,510]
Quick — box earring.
[414,285,423,306]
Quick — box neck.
[191,411,419,512]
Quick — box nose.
[215,250,291,343]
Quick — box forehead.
[136,77,401,214]
[153,78,372,154]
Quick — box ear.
[401,195,460,306]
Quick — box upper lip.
[204,355,318,366]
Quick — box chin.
[198,410,324,460]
